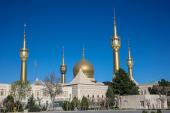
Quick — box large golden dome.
[73,58,94,78]
[73,48,94,78]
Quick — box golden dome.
[73,48,94,78]
[73,58,94,78]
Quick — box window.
[140,101,144,107]
[97,95,99,98]
[0,90,3,96]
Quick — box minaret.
[20,24,29,83]
[60,47,67,84]
[127,46,133,81]
[111,11,120,77]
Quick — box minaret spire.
[20,24,29,83]
[114,9,118,38]
[127,43,138,85]
[62,46,65,65]
[127,41,133,81]
[128,41,131,59]
[111,9,120,78]
[60,47,67,84]
[23,24,26,49]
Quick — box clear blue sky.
[0,0,170,84]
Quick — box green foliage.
[80,96,89,110]
[71,97,80,110]
[151,111,155,113]
[158,79,170,87]
[14,101,23,112]
[112,68,139,95]
[106,86,115,108]
[62,101,71,111]
[168,101,170,108]
[142,111,148,113]
[149,79,170,96]
[3,95,15,112]
[26,95,41,112]
[157,109,162,113]
[3,95,24,112]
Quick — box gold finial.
[23,24,26,49]
[114,8,117,38]
[62,46,65,65]
[128,40,131,59]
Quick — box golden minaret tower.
[127,46,133,81]
[111,11,120,77]
[20,25,28,83]
[60,47,67,84]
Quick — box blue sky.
[0,0,170,84]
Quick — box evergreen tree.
[112,68,139,95]
[106,86,115,109]
[149,79,170,96]
[26,95,41,112]
[62,101,71,111]
[80,96,89,110]
[71,97,79,110]
[3,95,15,112]
[14,101,23,112]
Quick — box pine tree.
[112,68,139,95]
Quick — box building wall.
[0,84,10,107]
[119,95,168,109]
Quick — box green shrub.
[151,111,155,113]
[26,95,41,112]
[3,95,15,112]
[142,110,148,113]
[62,101,71,111]
[71,97,80,110]
[14,101,23,112]
[157,109,162,113]
[80,96,89,110]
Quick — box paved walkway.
[28,110,170,113]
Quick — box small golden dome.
[73,48,94,78]
[73,58,94,78]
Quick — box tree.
[149,79,170,96]
[26,95,41,112]
[10,80,31,102]
[43,72,62,109]
[71,97,80,110]
[80,96,89,110]
[111,68,139,95]
[62,101,71,111]
[3,95,24,112]
[3,95,15,112]
[106,86,115,109]
[14,101,23,112]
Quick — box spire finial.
[24,24,26,33]
[23,24,27,49]
[114,8,117,38]
[82,47,85,59]
[128,40,131,59]
[62,46,65,65]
